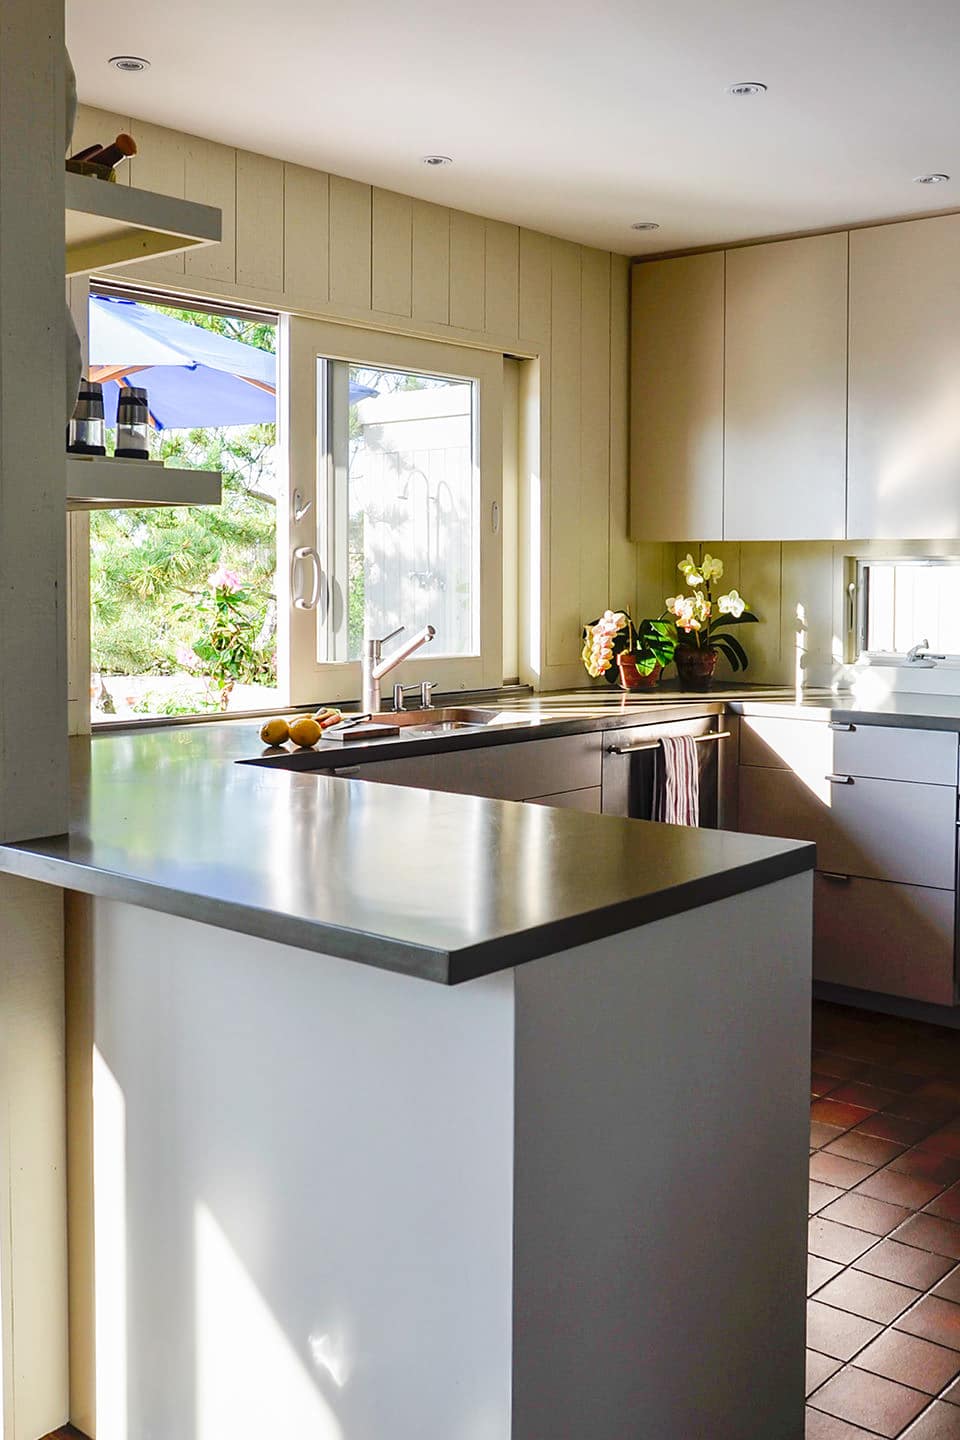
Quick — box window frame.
[854,555,960,662]
[281,316,504,706]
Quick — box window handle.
[293,545,322,611]
[292,488,312,524]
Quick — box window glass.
[321,361,478,662]
[89,295,278,721]
[859,559,960,656]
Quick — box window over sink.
[855,556,960,661]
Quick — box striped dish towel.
[653,735,700,826]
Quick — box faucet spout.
[362,623,435,713]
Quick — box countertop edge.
[0,832,815,985]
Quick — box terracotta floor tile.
[854,1329,960,1394]
[813,1182,849,1214]
[807,1348,843,1396]
[814,1073,843,1098]
[829,1133,909,1168]
[928,1187,960,1225]
[915,1082,960,1107]
[858,1114,938,1147]
[805,1405,881,1437]
[931,1270,960,1305]
[823,1193,914,1237]
[854,1241,957,1292]
[899,1400,960,1437]
[813,1152,883,1190]
[896,1296,960,1352]
[885,1096,959,1128]
[814,1052,869,1081]
[857,1066,930,1095]
[815,1121,849,1149]
[941,1374,960,1405]
[830,1082,905,1111]
[895,1216,960,1260]
[808,1299,883,1360]
[890,1151,960,1187]
[808,1364,929,1435]
[917,1133,960,1161]
[816,1269,921,1324]
[813,1099,876,1132]
[856,1170,947,1212]
[810,1255,846,1296]
[810,1217,884,1265]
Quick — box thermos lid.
[118,385,148,402]
[77,380,104,398]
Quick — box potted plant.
[665,553,759,691]
[581,611,678,691]
[616,618,677,691]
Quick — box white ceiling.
[68,0,960,255]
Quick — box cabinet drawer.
[739,766,957,889]
[814,875,955,1006]
[832,724,958,786]
[335,733,603,801]
[740,714,958,787]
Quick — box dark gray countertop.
[0,705,814,984]
[731,690,960,732]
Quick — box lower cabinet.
[738,716,960,1006]
[526,787,602,812]
[814,875,955,1007]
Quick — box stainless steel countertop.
[0,702,814,984]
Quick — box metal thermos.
[67,380,106,455]
[116,385,150,459]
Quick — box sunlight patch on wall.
[195,1203,343,1440]
[93,1046,127,1440]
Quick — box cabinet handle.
[829,722,856,732]
[825,773,854,785]
[334,767,361,778]
[821,871,852,883]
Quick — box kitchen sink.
[389,706,533,737]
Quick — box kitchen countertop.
[0,701,813,985]
[731,690,960,732]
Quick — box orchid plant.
[581,609,677,682]
[664,553,758,672]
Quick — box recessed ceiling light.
[727,81,767,96]
[421,155,452,167]
[631,222,660,231]
[109,55,150,72]
[914,172,950,185]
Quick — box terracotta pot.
[616,654,662,691]
[675,645,719,692]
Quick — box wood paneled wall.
[75,105,644,689]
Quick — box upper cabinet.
[630,252,724,541]
[848,214,960,540]
[724,233,848,541]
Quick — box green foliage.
[633,618,678,675]
[89,301,278,693]
[180,581,275,709]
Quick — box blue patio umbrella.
[88,295,377,429]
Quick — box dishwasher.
[600,714,730,825]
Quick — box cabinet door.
[630,253,724,541]
[527,787,601,812]
[332,733,603,801]
[815,875,955,1006]
[724,234,848,540]
[848,214,960,539]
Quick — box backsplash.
[638,539,960,694]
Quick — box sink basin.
[390,707,501,729]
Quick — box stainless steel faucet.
[362,624,435,713]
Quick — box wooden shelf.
[65,171,221,276]
[67,455,222,510]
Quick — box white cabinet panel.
[738,764,956,889]
[814,875,955,1006]
[630,253,724,541]
[724,234,847,541]
[848,213,960,540]
[832,723,958,787]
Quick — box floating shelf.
[67,455,222,511]
[66,171,222,277]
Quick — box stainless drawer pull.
[829,722,856,732]
[821,871,852,883]
[608,730,731,756]
[825,773,854,785]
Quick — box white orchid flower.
[701,554,724,581]
[718,589,746,617]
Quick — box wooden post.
[0,2,71,1437]
[0,0,68,841]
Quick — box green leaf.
[714,635,750,672]
[711,612,759,629]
